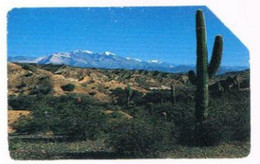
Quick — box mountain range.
[8,50,248,74]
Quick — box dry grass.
[9,138,250,159]
[8,110,30,133]
[159,141,250,158]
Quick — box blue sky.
[7,6,249,67]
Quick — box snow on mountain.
[31,56,47,63]
[83,50,94,54]
[8,50,249,73]
[8,56,37,63]
[126,57,142,62]
[32,50,174,71]
[73,50,94,54]
[104,51,116,56]
[148,59,162,64]
[133,58,142,62]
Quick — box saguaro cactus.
[170,84,176,106]
[188,10,223,124]
[125,84,133,106]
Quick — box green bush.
[11,94,109,140]
[143,90,163,104]
[178,90,250,146]
[50,104,107,140]
[107,119,175,158]
[21,63,37,72]
[178,120,223,147]
[122,73,131,80]
[11,115,39,134]
[29,85,52,95]
[8,95,36,110]
[208,91,250,142]
[196,122,223,147]
[61,84,75,91]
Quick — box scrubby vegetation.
[7,8,250,159]
[61,84,75,91]
[8,82,250,159]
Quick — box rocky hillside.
[8,62,249,103]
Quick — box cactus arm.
[188,70,197,85]
[208,35,223,79]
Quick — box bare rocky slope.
[8,62,249,103]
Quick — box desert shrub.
[121,73,131,80]
[28,76,53,95]
[49,104,108,140]
[110,87,127,106]
[21,64,37,72]
[11,115,40,134]
[16,83,26,89]
[178,120,222,147]
[61,83,75,91]
[240,78,250,88]
[129,90,144,105]
[78,76,84,81]
[29,85,52,95]
[110,88,144,107]
[8,95,36,110]
[89,91,96,96]
[123,106,148,119]
[11,94,109,140]
[107,118,175,158]
[135,77,149,89]
[143,90,161,104]
[178,90,250,146]
[178,119,195,146]
[38,64,65,72]
[208,90,250,142]
[150,102,172,117]
[11,103,56,134]
[37,85,52,94]
[49,95,108,140]
[230,102,250,141]
[193,121,223,147]
[97,85,107,93]
[174,86,250,146]
[143,90,167,104]
[151,70,161,76]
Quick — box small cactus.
[170,84,176,106]
[188,10,223,123]
[125,84,133,106]
[160,90,164,104]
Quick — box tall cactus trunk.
[195,10,209,124]
[171,84,176,107]
[160,90,164,104]
[125,84,133,107]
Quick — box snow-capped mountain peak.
[104,51,116,56]
[148,59,162,64]
[72,50,94,54]
[126,57,142,62]
[8,49,249,74]
[83,50,94,54]
[53,52,71,58]
[134,58,142,62]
